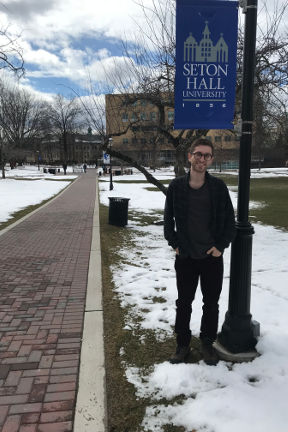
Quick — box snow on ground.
[0,166,76,223]
[4,164,77,179]
[99,168,288,432]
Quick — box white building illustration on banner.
[184,21,228,63]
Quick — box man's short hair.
[188,138,214,155]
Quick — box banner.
[103,152,110,164]
[174,0,239,130]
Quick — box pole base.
[214,340,259,363]
[218,312,260,353]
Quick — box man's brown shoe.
[169,345,190,364]
[201,342,219,366]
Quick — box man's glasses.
[192,152,213,161]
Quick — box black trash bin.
[108,197,130,227]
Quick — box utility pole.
[217,0,260,355]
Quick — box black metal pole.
[109,146,113,191]
[217,0,260,353]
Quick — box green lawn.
[216,174,288,231]
[133,172,288,231]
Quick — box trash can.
[108,197,130,227]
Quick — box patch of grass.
[129,210,163,226]
[214,174,288,231]
[249,177,288,231]
[163,425,193,432]
[213,173,238,187]
[145,186,162,192]
[45,178,73,182]
[152,296,166,303]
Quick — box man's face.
[188,145,214,173]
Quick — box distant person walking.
[62,163,67,175]
[83,163,87,173]
[164,138,235,365]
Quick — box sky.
[1,165,288,431]
[0,0,156,99]
[1,0,288,101]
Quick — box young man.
[164,138,235,365]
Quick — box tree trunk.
[0,146,5,179]
[1,164,5,179]
[110,149,168,195]
[174,147,186,177]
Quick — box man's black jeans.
[174,254,224,347]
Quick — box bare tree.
[0,80,47,178]
[77,0,207,194]
[0,24,24,76]
[47,95,83,171]
[236,1,288,161]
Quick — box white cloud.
[1,0,155,46]
[1,0,288,100]
[96,48,111,60]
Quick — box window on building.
[224,135,232,142]
[123,138,129,145]
[150,111,157,121]
[215,136,222,142]
[140,100,146,106]
[140,112,146,121]
[131,112,138,122]
[140,138,147,145]
[206,136,212,141]
[167,111,174,121]
[132,138,138,145]
[122,112,128,122]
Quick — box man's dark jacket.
[164,171,236,255]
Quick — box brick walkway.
[0,170,97,432]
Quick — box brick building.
[37,131,102,165]
[105,93,240,167]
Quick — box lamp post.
[217,0,260,355]
[109,138,113,191]
[36,150,40,171]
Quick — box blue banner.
[174,0,239,130]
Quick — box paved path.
[0,170,105,432]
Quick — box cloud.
[96,49,111,60]
[0,69,55,102]
[1,0,156,46]
[1,0,288,102]
[1,0,57,20]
